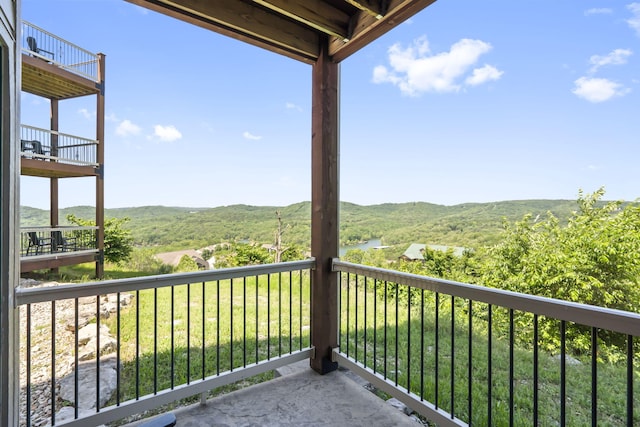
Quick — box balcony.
[21,21,102,100]
[20,125,99,178]
[15,259,640,426]
[20,227,99,273]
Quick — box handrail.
[20,124,99,166]
[15,258,316,305]
[21,20,99,82]
[332,259,640,337]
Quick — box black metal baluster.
[136,290,140,399]
[420,289,424,401]
[384,281,388,380]
[255,275,259,363]
[488,304,492,427]
[187,283,191,382]
[299,270,303,350]
[289,271,292,354]
[216,280,220,375]
[560,320,566,427]
[26,304,32,427]
[407,286,411,394]
[373,278,378,374]
[51,301,56,426]
[355,274,359,362]
[74,298,79,419]
[591,327,597,427]
[533,314,538,427]
[154,288,158,393]
[346,272,350,358]
[627,335,633,427]
[468,299,472,424]
[171,286,175,387]
[244,276,247,367]
[96,296,101,410]
[203,282,206,379]
[117,293,121,405]
[230,279,233,371]
[267,274,271,360]
[435,292,439,409]
[451,295,455,419]
[279,272,282,357]
[509,309,514,426]
[395,282,399,387]
[364,276,367,368]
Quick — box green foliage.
[66,214,134,264]
[230,244,273,266]
[175,254,199,272]
[280,245,305,262]
[481,188,640,358]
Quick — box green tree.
[175,254,199,272]
[66,214,134,265]
[231,244,272,266]
[481,188,640,357]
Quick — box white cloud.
[243,131,262,141]
[153,125,182,142]
[372,36,502,96]
[584,8,613,15]
[628,3,640,36]
[589,48,633,72]
[105,112,119,123]
[78,108,94,120]
[465,65,504,86]
[572,77,630,102]
[115,119,142,137]
[285,102,302,111]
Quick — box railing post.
[95,53,105,279]
[310,37,339,375]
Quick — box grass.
[103,270,312,409]
[339,277,640,427]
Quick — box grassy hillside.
[20,199,583,251]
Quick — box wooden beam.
[329,0,437,62]
[127,0,320,63]
[310,37,339,375]
[344,0,387,19]
[252,0,351,41]
[20,159,98,178]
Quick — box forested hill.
[20,199,582,250]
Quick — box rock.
[77,323,110,346]
[58,356,118,410]
[387,397,412,415]
[554,354,581,366]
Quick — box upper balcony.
[20,125,99,178]
[21,20,103,100]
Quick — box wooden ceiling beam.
[344,0,388,19]
[329,0,436,62]
[252,0,351,42]
[128,0,320,62]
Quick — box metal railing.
[16,260,314,427]
[333,260,640,427]
[21,21,99,82]
[20,125,98,167]
[20,227,98,257]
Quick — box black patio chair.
[27,36,54,59]
[52,230,77,252]
[27,232,52,255]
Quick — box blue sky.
[20,0,640,210]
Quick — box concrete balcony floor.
[125,361,420,427]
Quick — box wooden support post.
[50,100,59,274]
[310,38,339,375]
[95,53,106,279]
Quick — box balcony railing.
[333,260,640,427]
[20,125,98,167]
[16,260,313,427]
[20,227,98,257]
[21,20,99,82]
[15,257,640,426]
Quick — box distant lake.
[339,239,382,256]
